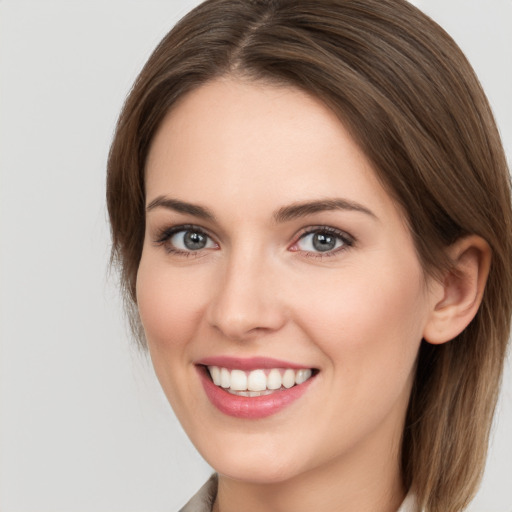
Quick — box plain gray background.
[0,1,511,511]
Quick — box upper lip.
[195,356,314,371]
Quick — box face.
[138,77,437,485]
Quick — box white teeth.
[282,368,295,389]
[228,389,275,397]
[295,369,312,385]
[207,366,314,394]
[247,369,267,391]
[267,368,282,390]
[220,367,230,388]
[230,370,247,391]
[210,366,221,386]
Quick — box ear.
[423,235,491,345]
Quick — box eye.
[172,229,215,251]
[155,225,218,254]
[291,227,353,255]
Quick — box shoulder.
[179,474,218,512]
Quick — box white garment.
[397,490,419,512]
[179,474,420,512]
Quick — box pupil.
[313,233,336,252]
[184,231,207,250]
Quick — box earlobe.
[423,236,491,345]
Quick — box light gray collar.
[179,474,419,512]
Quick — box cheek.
[135,257,213,420]
[292,257,427,381]
[136,258,207,354]
[288,260,427,453]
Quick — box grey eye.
[312,232,337,251]
[171,229,216,251]
[297,231,345,253]
[184,231,207,250]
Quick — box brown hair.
[106,0,512,510]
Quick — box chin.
[198,436,308,484]
[213,458,302,485]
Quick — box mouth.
[205,366,315,397]
[195,357,319,419]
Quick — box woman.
[106,0,512,511]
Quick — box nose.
[206,249,287,341]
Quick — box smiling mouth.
[204,366,317,397]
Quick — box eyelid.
[154,224,202,243]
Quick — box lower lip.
[197,366,316,419]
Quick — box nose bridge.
[207,242,285,340]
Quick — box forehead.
[144,77,397,222]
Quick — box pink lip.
[196,365,317,419]
[196,356,309,371]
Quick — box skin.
[137,77,487,512]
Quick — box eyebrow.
[273,198,377,223]
[145,196,377,223]
[146,196,216,221]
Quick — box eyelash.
[154,224,216,257]
[153,224,355,258]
